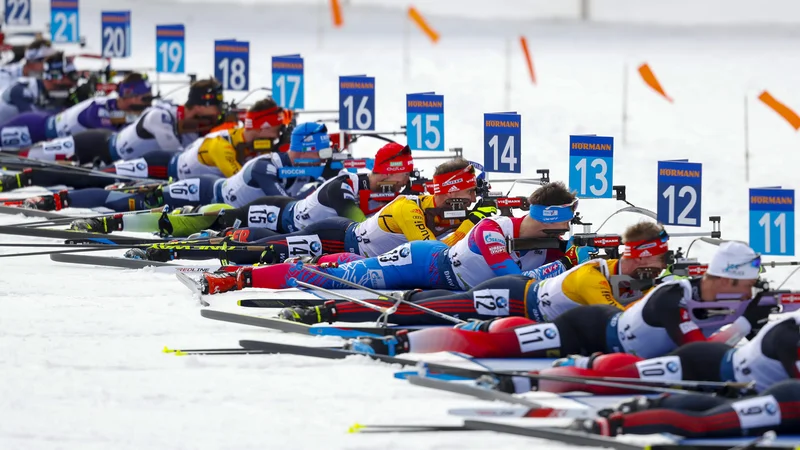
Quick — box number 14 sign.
[483,112,521,173]
[750,187,794,256]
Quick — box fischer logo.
[688,265,708,276]
[497,198,522,208]
[593,236,621,246]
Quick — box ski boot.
[279,300,337,324]
[69,214,124,233]
[568,413,624,437]
[552,351,604,369]
[343,330,410,357]
[0,168,32,192]
[200,267,253,295]
[23,190,70,211]
[597,394,664,418]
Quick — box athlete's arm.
[644,285,707,346]
[249,158,289,197]
[204,139,241,178]
[393,198,437,241]
[440,217,476,246]
[145,109,184,152]
[333,178,367,222]
[76,101,113,129]
[469,219,522,277]
[9,83,35,112]
[763,320,800,378]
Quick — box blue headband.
[118,79,152,98]
[529,199,578,223]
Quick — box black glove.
[742,295,778,339]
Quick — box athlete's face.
[376,172,410,192]
[621,254,667,278]
[187,105,222,121]
[245,125,281,143]
[704,276,759,301]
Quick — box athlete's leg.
[0,112,51,149]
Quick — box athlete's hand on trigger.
[563,236,597,267]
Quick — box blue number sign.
[406,92,444,151]
[483,112,521,173]
[156,25,185,73]
[50,0,79,43]
[749,187,795,256]
[568,135,614,198]
[338,75,375,131]
[101,11,130,58]
[271,54,304,110]
[657,160,702,227]
[214,40,249,91]
[5,0,31,25]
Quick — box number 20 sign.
[569,135,614,199]
[483,112,521,173]
[657,160,701,227]
[749,187,795,256]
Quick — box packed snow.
[2,0,800,448]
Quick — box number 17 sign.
[483,112,521,173]
[749,187,794,256]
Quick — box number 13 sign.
[569,135,614,199]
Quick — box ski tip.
[174,350,187,356]
[163,346,175,353]
[348,423,365,434]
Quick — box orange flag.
[637,63,672,102]
[408,6,439,43]
[330,0,343,27]
[758,91,800,131]
[519,36,536,84]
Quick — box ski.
[176,272,203,295]
[406,375,595,418]
[0,224,165,244]
[50,253,221,273]
[0,205,76,219]
[202,309,394,337]
[462,420,645,450]
[237,298,328,308]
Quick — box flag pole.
[622,62,629,145]
[744,93,750,183]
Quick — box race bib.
[367,269,386,289]
[634,356,683,382]
[472,289,511,317]
[1,126,32,148]
[286,235,322,257]
[41,136,76,157]
[732,395,781,430]
[514,323,561,354]
[167,178,201,202]
[247,205,280,230]
[377,243,413,267]
[114,158,149,178]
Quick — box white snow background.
[2,0,800,448]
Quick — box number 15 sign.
[750,187,794,256]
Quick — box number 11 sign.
[749,187,794,256]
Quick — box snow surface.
[3,0,800,448]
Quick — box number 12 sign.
[339,75,375,131]
[569,135,614,199]
[750,187,795,256]
[483,112,521,173]
[657,160,702,227]
[407,92,444,151]
[272,54,304,110]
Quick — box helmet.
[290,122,331,157]
[187,78,224,108]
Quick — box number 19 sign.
[407,92,444,151]
[339,75,375,131]
[483,112,521,173]
[156,24,185,73]
[657,160,702,227]
[214,40,249,91]
[749,187,795,256]
[101,11,130,58]
[569,135,614,198]
[50,0,79,43]
[5,0,31,26]
[272,55,304,110]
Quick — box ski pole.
[293,262,466,324]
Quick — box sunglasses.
[723,255,762,273]
[529,198,579,223]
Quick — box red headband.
[373,144,414,174]
[623,237,669,258]
[429,166,477,195]
[244,107,285,130]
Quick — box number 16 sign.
[749,187,794,256]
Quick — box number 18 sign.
[272,54,304,110]
[569,135,614,199]
[749,187,795,256]
[483,112,521,173]
[214,39,249,91]
[657,160,702,227]
[406,92,444,151]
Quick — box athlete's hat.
[187,79,224,107]
[373,143,413,174]
[290,122,330,152]
[706,241,761,280]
